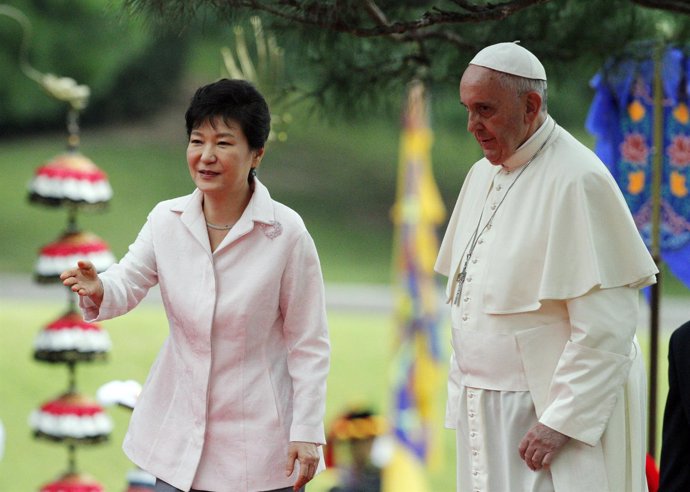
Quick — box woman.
[61,79,330,492]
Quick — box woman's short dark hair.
[185,79,271,150]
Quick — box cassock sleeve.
[538,285,638,446]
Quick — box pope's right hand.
[60,260,104,307]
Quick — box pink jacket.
[81,180,330,491]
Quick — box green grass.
[0,298,674,491]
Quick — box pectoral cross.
[453,258,469,305]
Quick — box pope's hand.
[518,422,569,471]
[286,441,319,491]
[60,260,104,307]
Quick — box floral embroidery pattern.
[668,135,690,167]
[620,132,649,165]
[628,100,645,122]
[627,170,645,195]
[587,45,690,288]
[673,103,690,124]
[671,170,688,198]
[261,221,282,239]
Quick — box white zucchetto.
[469,42,547,81]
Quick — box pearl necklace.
[206,221,234,231]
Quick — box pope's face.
[460,65,534,165]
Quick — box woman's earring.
[249,168,257,178]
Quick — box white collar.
[501,116,556,171]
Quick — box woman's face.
[186,117,263,196]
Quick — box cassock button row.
[470,432,476,438]
[462,314,469,321]
[473,450,478,456]
[464,296,470,302]
[478,238,484,244]
[472,258,478,264]
[490,204,497,210]
[496,184,502,191]
[466,277,472,283]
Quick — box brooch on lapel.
[261,221,283,239]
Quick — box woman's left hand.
[285,441,319,490]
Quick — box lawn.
[0,297,673,492]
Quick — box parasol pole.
[648,42,664,457]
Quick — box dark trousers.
[155,478,303,492]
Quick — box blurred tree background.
[3,0,690,288]
[123,0,690,126]
[0,0,189,135]
[3,0,690,134]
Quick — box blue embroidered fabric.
[586,43,690,289]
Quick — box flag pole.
[648,42,664,458]
[387,79,446,491]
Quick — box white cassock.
[435,116,658,492]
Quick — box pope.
[435,42,657,492]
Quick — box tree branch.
[448,0,494,12]
[632,0,690,15]
[127,0,690,38]
[216,0,555,37]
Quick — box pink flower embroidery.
[620,132,649,165]
[261,221,283,239]
[667,135,690,167]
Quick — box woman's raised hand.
[60,260,104,307]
